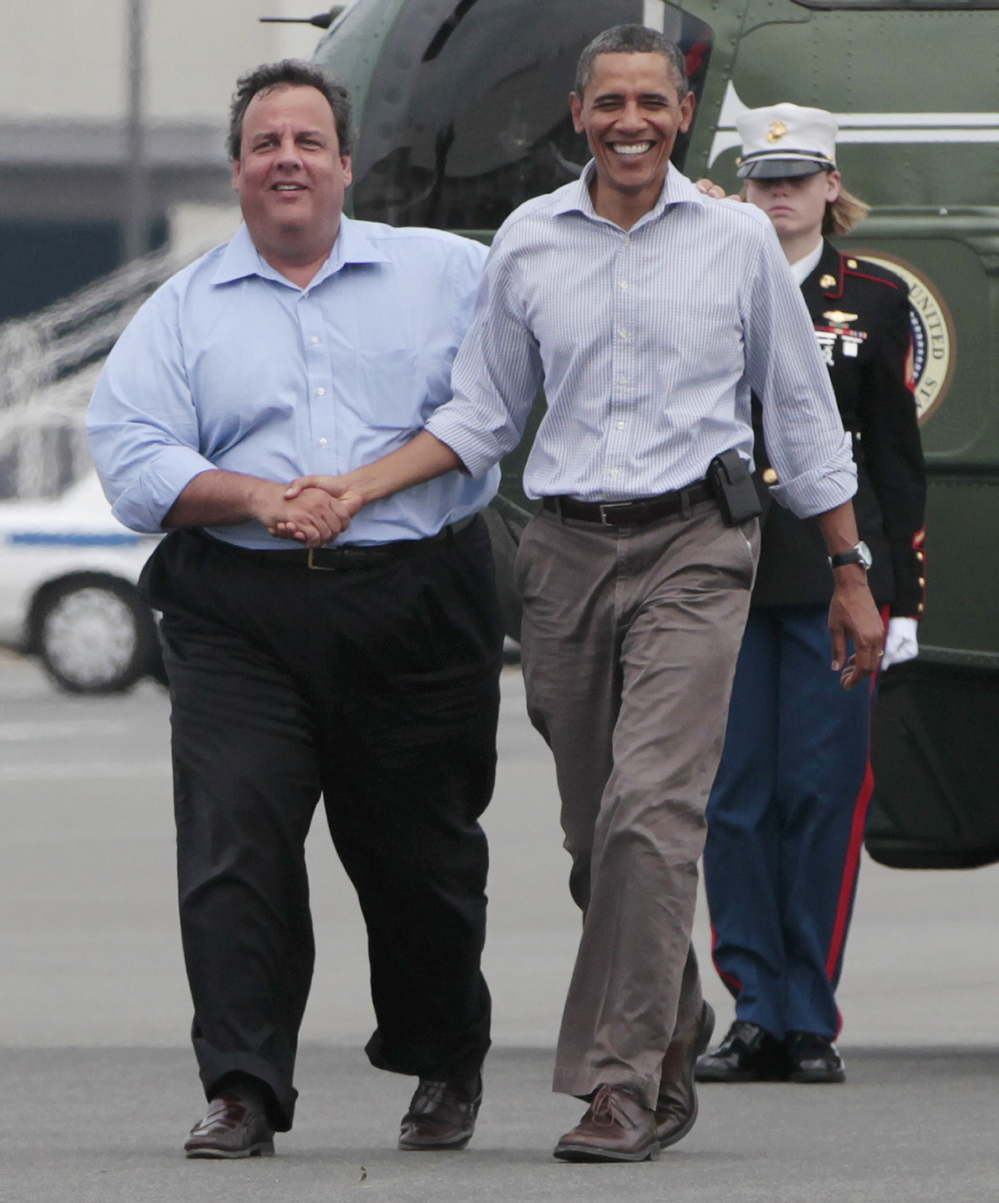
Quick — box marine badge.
[766,120,788,143]
[818,312,867,360]
[819,274,837,290]
[823,311,858,325]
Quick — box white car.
[0,473,163,693]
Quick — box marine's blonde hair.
[824,185,870,237]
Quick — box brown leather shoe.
[656,999,715,1148]
[553,1084,660,1163]
[184,1095,275,1159]
[398,1074,482,1150]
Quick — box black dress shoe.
[398,1073,482,1150]
[786,1031,846,1083]
[694,1021,788,1082]
[655,1000,715,1148]
[184,1094,275,1158]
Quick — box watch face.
[857,541,873,570]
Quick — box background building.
[0,1,341,499]
[0,0,331,323]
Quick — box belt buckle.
[597,500,633,526]
[307,547,339,571]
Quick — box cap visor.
[737,157,829,180]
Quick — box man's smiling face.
[570,51,694,210]
[232,83,351,265]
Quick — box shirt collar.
[211,214,389,289]
[552,160,705,230]
[790,238,824,287]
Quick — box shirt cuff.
[424,410,506,481]
[110,447,218,533]
[770,459,857,519]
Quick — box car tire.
[32,573,160,695]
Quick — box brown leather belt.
[541,481,714,527]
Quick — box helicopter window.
[350,0,714,231]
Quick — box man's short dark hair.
[574,25,688,99]
[228,60,353,160]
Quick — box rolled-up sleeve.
[743,226,857,519]
[425,230,543,478]
[86,291,216,533]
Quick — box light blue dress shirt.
[87,217,497,548]
[426,163,856,519]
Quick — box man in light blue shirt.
[87,61,500,1158]
[281,26,885,1163]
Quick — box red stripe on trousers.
[710,921,743,995]
[824,605,889,982]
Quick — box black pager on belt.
[707,449,762,526]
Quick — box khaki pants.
[516,500,758,1109]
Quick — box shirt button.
[619,328,629,339]
[616,421,626,430]
[319,438,328,447]
[311,336,320,344]
[316,388,326,396]
[610,468,620,478]
[619,281,629,290]
[623,236,632,245]
[619,376,629,386]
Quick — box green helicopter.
[303,0,999,868]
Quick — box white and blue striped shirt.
[426,163,856,519]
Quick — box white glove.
[881,616,919,670]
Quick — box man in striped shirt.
[281,24,883,1163]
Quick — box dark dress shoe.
[656,999,715,1148]
[553,1084,660,1163]
[184,1095,275,1159]
[398,1073,482,1150]
[695,1020,788,1082]
[786,1031,846,1083]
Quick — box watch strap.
[830,543,871,570]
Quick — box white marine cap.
[735,102,838,180]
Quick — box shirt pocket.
[659,299,743,389]
[351,344,432,430]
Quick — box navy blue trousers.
[703,604,874,1040]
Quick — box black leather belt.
[542,481,715,527]
[208,515,477,571]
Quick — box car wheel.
[33,574,159,695]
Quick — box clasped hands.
[263,475,364,548]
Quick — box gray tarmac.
[2,650,998,1202]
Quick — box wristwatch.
[829,541,873,571]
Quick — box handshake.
[256,430,461,548]
[262,474,365,548]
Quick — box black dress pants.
[139,517,502,1130]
